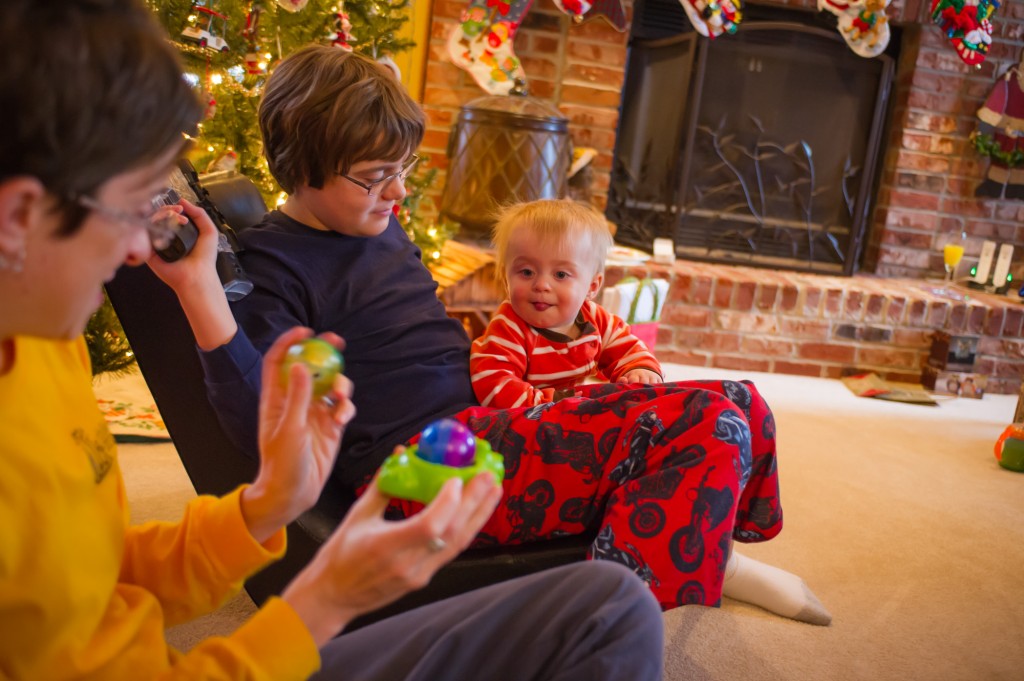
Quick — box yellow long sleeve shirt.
[0,336,320,680]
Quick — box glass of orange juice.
[943,232,966,282]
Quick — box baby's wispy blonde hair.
[491,199,614,280]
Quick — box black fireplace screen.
[607,2,896,275]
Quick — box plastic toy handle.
[994,424,1024,461]
[627,277,661,326]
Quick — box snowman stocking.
[930,0,999,66]
[447,0,533,95]
[678,0,742,38]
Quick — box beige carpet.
[106,365,1024,680]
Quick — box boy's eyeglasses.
[339,155,419,197]
[71,192,181,251]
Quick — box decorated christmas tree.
[148,0,417,199]
[88,0,455,375]
[86,293,137,378]
[399,157,459,261]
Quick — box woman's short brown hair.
[259,46,426,193]
[0,0,202,236]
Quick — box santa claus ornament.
[973,52,1024,199]
[328,8,355,51]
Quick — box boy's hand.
[146,199,220,294]
[282,468,502,646]
[619,368,663,385]
[146,198,238,350]
[241,328,355,543]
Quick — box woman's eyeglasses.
[71,191,182,250]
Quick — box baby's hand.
[619,369,662,385]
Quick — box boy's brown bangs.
[337,85,425,171]
[344,117,423,169]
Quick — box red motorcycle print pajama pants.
[389,380,783,611]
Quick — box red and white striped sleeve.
[586,301,663,381]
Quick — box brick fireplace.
[420,0,1024,392]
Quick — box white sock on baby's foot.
[721,551,832,626]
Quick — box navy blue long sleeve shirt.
[200,211,477,489]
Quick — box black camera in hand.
[154,159,254,302]
[150,187,199,262]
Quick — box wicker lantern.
[441,83,572,239]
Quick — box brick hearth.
[439,252,1024,394]
[604,263,1024,394]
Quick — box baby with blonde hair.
[471,199,832,627]
[490,198,615,294]
[472,199,662,409]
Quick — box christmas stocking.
[818,0,891,58]
[930,0,999,66]
[447,0,533,95]
[678,0,742,38]
[551,0,594,23]
[552,0,628,31]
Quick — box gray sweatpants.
[312,561,664,681]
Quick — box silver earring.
[0,247,25,273]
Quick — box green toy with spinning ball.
[377,418,505,503]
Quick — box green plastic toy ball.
[281,338,344,398]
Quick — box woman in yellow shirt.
[0,1,663,679]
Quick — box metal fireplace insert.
[607,1,898,274]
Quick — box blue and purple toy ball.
[416,419,477,467]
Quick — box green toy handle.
[619,275,662,325]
